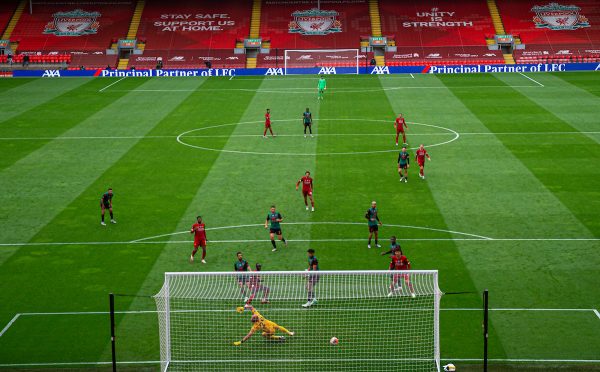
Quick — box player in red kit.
[295,171,315,212]
[190,216,207,264]
[388,251,415,297]
[415,144,431,179]
[394,113,408,146]
[263,108,275,138]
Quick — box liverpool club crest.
[531,3,589,30]
[289,8,342,35]
[44,9,101,36]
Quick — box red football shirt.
[265,112,271,125]
[192,223,206,241]
[300,176,313,191]
[390,256,410,270]
[415,148,428,161]
[395,118,406,132]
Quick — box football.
[330,337,339,345]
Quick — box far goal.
[155,270,442,371]
[284,49,361,75]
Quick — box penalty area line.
[0,313,20,338]
[98,76,127,92]
[518,72,545,87]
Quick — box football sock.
[375,239,379,245]
[191,248,197,257]
[201,248,206,260]
[308,126,312,134]
[281,237,286,243]
[271,240,276,249]
[101,214,105,222]
[109,211,114,219]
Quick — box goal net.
[155,270,442,371]
[284,49,360,75]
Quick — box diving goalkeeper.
[233,305,294,345]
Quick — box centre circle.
[176,119,460,156]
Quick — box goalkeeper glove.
[233,341,241,346]
[236,306,244,313]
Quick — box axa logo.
[318,67,336,74]
[265,68,284,75]
[42,70,61,77]
[371,66,390,74]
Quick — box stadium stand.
[136,0,251,50]
[259,0,371,50]
[379,0,496,47]
[128,49,245,69]
[385,46,504,65]
[497,0,600,47]
[513,45,600,63]
[10,1,134,52]
[1,1,21,40]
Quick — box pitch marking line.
[176,119,460,155]
[0,313,20,338]
[518,72,545,87]
[130,221,492,243]
[2,307,598,340]
[594,309,600,320]
[3,237,600,248]
[1,358,599,367]
[106,85,543,94]
[2,131,600,141]
[98,76,127,92]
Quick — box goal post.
[154,270,442,371]
[284,49,361,75]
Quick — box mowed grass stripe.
[0,77,208,337]
[0,77,248,365]
[379,74,593,361]
[495,72,600,142]
[99,76,271,362]
[0,78,148,171]
[493,72,600,236]
[440,73,600,237]
[553,71,600,98]
[437,74,600,360]
[108,76,326,362]
[0,78,90,125]
[0,78,35,93]
[311,74,496,360]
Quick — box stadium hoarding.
[11,63,600,78]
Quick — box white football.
[330,336,339,345]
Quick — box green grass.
[0,72,599,371]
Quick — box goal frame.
[156,270,441,372]
[283,49,361,75]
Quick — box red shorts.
[417,159,425,167]
[265,122,271,128]
[396,129,404,133]
[302,190,313,197]
[194,239,206,248]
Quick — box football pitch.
[0,72,599,371]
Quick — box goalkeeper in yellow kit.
[233,305,294,345]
